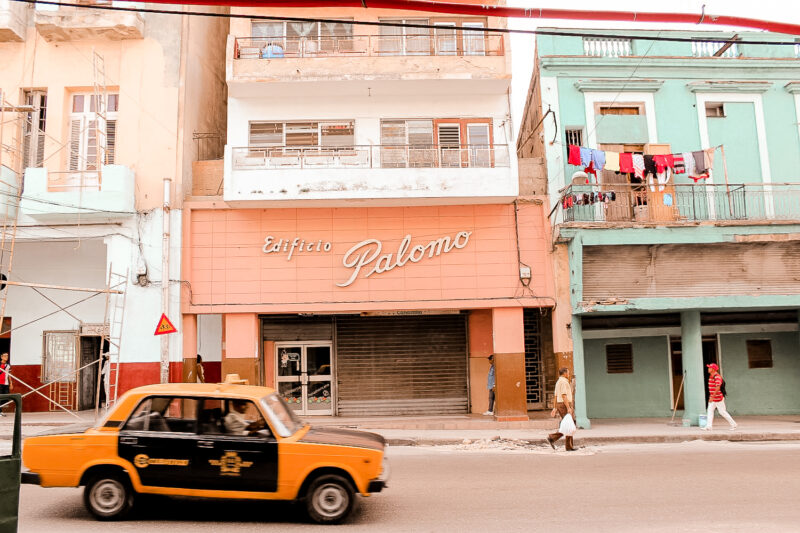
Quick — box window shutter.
[106,119,116,164]
[68,118,82,171]
[437,124,460,147]
[606,344,634,374]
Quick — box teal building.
[518,29,800,427]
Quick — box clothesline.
[567,144,724,184]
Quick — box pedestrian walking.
[546,367,576,451]
[702,363,737,431]
[483,354,495,416]
[0,352,12,417]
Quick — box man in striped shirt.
[702,363,737,431]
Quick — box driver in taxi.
[224,400,266,435]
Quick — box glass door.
[275,342,334,415]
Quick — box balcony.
[228,33,509,96]
[224,144,515,205]
[20,165,135,221]
[559,183,800,225]
[0,0,27,41]
[34,2,144,42]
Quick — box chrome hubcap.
[313,483,348,517]
[91,479,125,515]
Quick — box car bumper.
[21,471,41,485]
[367,479,386,493]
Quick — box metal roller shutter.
[583,242,800,300]
[261,315,333,341]
[335,315,468,416]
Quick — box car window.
[122,396,198,433]
[200,398,270,437]
[261,393,304,437]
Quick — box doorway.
[669,335,719,409]
[275,342,333,416]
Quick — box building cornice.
[687,80,772,93]
[574,79,663,92]
[540,56,800,73]
[785,81,800,94]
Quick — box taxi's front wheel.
[84,474,135,521]
[305,474,355,524]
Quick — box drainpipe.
[161,177,172,383]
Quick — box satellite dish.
[0,273,6,291]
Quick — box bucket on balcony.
[698,415,708,428]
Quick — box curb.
[386,433,800,447]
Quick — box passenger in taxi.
[224,400,266,435]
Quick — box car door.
[117,396,200,489]
[192,398,279,492]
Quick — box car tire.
[83,473,135,521]
[305,474,355,524]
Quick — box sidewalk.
[2,411,799,447]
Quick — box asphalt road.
[16,440,800,532]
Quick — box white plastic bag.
[559,413,576,436]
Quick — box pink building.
[184,1,558,419]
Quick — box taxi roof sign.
[154,313,177,336]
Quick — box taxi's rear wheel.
[305,474,355,524]
[84,474,135,521]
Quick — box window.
[606,344,634,374]
[462,22,486,56]
[598,105,641,116]
[746,340,773,369]
[123,396,199,433]
[380,119,434,167]
[434,22,457,55]
[199,398,268,436]
[583,37,632,57]
[251,19,353,55]
[23,90,47,169]
[378,19,430,55]
[248,121,355,149]
[438,123,462,168]
[565,127,583,147]
[68,92,118,171]
[705,102,725,117]
[43,331,77,382]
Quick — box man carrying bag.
[546,367,577,452]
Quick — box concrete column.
[680,311,705,426]
[222,313,260,385]
[492,308,528,421]
[181,314,197,383]
[571,315,590,429]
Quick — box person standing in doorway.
[0,353,12,416]
[546,367,576,451]
[196,354,206,384]
[702,363,737,431]
[483,354,495,416]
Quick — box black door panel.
[118,430,199,489]
[192,434,278,492]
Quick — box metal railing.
[559,183,800,224]
[232,144,511,170]
[234,33,504,59]
[583,37,632,57]
[47,171,101,192]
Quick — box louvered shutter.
[106,119,116,164]
[68,118,82,171]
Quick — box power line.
[13,0,800,46]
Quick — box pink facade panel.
[186,203,554,312]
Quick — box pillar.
[222,313,260,385]
[571,315,590,429]
[492,307,528,421]
[680,311,705,426]
[182,314,197,383]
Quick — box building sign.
[262,231,472,287]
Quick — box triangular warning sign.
[154,313,177,336]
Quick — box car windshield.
[261,393,305,437]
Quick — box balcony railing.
[234,33,504,59]
[232,144,510,170]
[47,171,101,192]
[583,37,632,57]
[559,183,800,224]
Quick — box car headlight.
[378,454,391,482]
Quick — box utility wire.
[13,0,800,46]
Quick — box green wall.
[584,336,673,418]
[719,332,800,415]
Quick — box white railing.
[583,37,632,57]
[231,144,511,170]
[235,33,504,59]
[47,171,101,192]
[692,41,739,58]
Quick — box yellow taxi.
[21,382,388,524]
